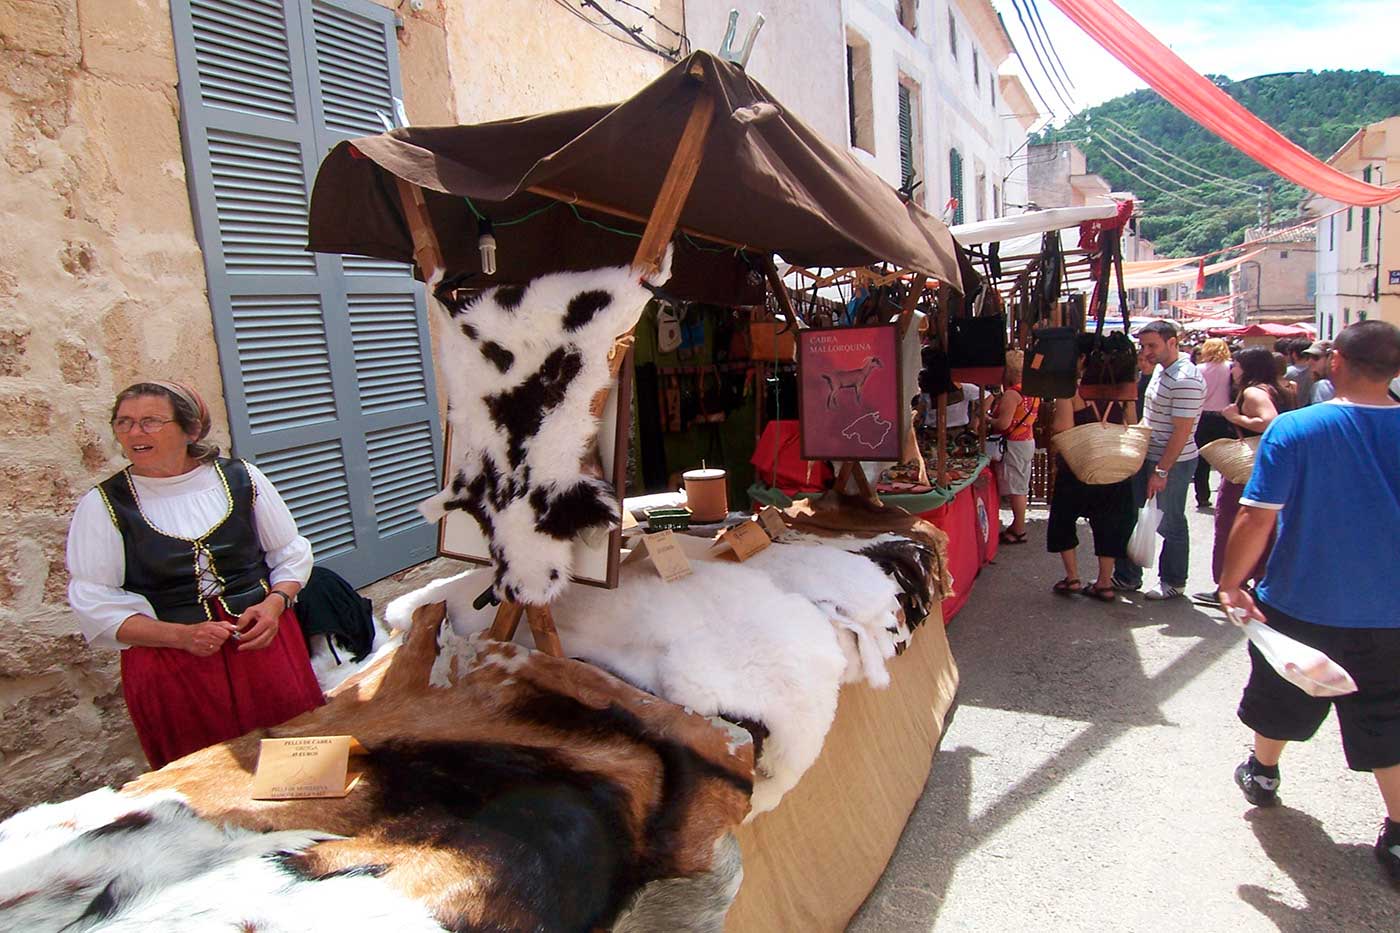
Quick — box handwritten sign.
[712,519,771,561]
[251,736,364,800]
[757,506,788,539]
[627,530,693,582]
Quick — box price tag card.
[712,519,772,561]
[638,530,693,582]
[757,506,788,539]
[251,736,365,800]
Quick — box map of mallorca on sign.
[840,412,893,450]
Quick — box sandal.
[999,529,1029,545]
[1053,577,1083,596]
[1085,584,1117,602]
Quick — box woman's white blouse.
[66,462,314,650]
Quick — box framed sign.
[797,324,903,462]
[1389,270,1400,286]
[438,367,631,590]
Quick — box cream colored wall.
[0,0,460,817]
[443,0,673,123]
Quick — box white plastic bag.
[1126,498,1161,568]
[1227,609,1359,698]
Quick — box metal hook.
[718,8,765,68]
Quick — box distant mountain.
[1034,70,1400,258]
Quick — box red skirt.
[120,603,325,770]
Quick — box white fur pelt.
[308,617,398,693]
[420,251,673,605]
[740,541,906,689]
[0,789,442,932]
[427,561,846,819]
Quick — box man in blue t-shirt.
[1219,320,1400,885]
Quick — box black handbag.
[1021,326,1079,398]
[918,344,957,397]
[1081,229,1140,387]
[948,315,1007,385]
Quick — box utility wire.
[996,12,1057,121]
[1093,132,1251,198]
[580,0,682,59]
[1099,124,1257,194]
[1091,144,1217,209]
[1102,117,1261,191]
[1010,0,1076,115]
[608,0,688,45]
[1025,0,1075,91]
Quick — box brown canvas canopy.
[307,51,962,302]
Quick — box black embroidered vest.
[96,458,269,623]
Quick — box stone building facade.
[0,0,673,816]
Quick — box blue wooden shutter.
[171,0,441,586]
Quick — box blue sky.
[992,0,1400,122]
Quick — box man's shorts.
[1238,601,1400,772]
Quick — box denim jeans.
[1114,457,1197,589]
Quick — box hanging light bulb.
[477,218,497,276]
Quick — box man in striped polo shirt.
[1113,321,1206,600]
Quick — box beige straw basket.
[1199,436,1260,484]
[1053,421,1151,485]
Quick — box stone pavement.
[849,497,1397,932]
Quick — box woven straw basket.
[1199,436,1260,484]
[1053,421,1151,484]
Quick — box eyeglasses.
[112,417,176,434]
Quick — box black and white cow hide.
[420,251,673,605]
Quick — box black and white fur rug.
[421,251,672,604]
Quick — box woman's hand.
[235,597,284,652]
[180,620,238,657]
[1221,402,1241,424]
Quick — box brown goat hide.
[122,605,755,932]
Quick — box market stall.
[311,49,970,931]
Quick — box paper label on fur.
[713,520,771,561]
[757,506,787,539]
[640,530,692,582]
[251,736,364,800]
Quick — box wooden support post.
[589,68,717,422]
[394,177,446,284]
[488,601,524,642]
[935,283,951,487]
[764,257,802,329]
[525,604,564,657]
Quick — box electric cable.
[1010,0,1076,115]
[1025,0,1075,90]
[1092,132,1248,199]
[1099,124,1257,194]
[580,0,682,60]
[1102,117,1262,191]
[1090,145,1217,209]
[996,12,1057,120]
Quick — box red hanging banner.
[1049,0,1400,206]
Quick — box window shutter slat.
[366,422,439,537]
[257,439,357,559]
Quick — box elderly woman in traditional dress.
[66,381,324,769]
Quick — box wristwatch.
[270,590,295,611]
[1153,467,1169,478]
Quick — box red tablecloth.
[921,465,1000,622]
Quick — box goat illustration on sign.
[797,324,902,462]
[821,356,883,411]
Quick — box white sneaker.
[1144,584,1184,601]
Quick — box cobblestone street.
[850,497,1397,932]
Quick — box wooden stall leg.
[488,601,525,642]
[525,604,565,658]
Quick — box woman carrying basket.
[1045,381,1138,602]
[1201,348,1296,602]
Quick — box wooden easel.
[395,62,716,657]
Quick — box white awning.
[949,202,1122,246]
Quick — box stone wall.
[0,0,460,818]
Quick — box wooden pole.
[394,177,445,284]
[935,283,951,487]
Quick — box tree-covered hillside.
[1034,70,1400,257]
